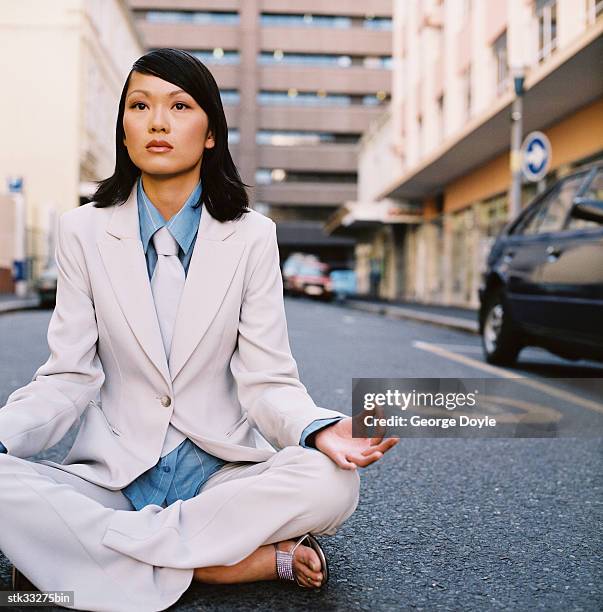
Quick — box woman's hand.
[313,417,399,470]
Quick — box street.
[0,299,601,611]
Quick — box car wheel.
[481,290,523,366]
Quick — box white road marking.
[412,340,603,415]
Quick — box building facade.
[328,0,603,308]
[0,0,143,293]
[127,0,393,266]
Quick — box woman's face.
[122,71,214,177]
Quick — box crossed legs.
[191,446,361,588]
[0,445,361,611]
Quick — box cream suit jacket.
[0,183,346,489]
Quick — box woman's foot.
[193,539,325,588]
[275,539,326,588]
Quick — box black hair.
[92,48,251,222]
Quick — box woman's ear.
[205,130,215,149]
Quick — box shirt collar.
[137,176,203,255]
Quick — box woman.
[0,49,398,611]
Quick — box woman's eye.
[129,102,189,110]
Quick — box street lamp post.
[509,67,526,220]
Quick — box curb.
[344,299,479,334]
[0,297,41,314]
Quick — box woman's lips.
[146,146,173,153]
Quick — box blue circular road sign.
[520,131,551,182]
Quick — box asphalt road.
[0,298,601,611]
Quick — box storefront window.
[450,207,476,302]
[478,194,508,238]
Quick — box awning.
[324,200,422,235]
[275,221,355,247]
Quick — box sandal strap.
[275,545,295,581]
[274,534,311,582]
[289,533,309,555]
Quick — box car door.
[537,167,603,347]
[503,173,588,332]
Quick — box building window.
[257,90,389,107]
[258,91,350,106]
[461,67,472,121]
[259,51,391,69]
[478,194,508,238]
[450,207,476,302]
[461,0,472,22]
[436,95,444,143]
[363,16,393,30]
[256,130,361,145]
[536,0,557,63]
[261,13,352,28]
[141,11,240,25]
[493,30,509,95]
[254,202,271,216]
[220,90,240,105]
[362,92,389,105]
[189,49,240,64]
[260,13,392,30]
[586,0,603,24]
[255,169,357,184]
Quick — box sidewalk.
[341,295,479,334]
[0,293,40,314]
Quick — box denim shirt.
[0,176,344,508]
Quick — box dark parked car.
[478,161,603,366]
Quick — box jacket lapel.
[168,206,245,381]
[97,182,245,387]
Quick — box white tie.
[149,226,189,458]
[150,226,185,358]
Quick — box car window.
[509,200,541,235]
[582,168,603,201]
[299,263,327,275]
[566,169,603,231]
[511,200,545,235]
[566,214,603,231]
[520,174,585,235]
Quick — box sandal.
[274,533,329,589]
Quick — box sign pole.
[509,69,525,221]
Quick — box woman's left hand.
[313,417,399,470]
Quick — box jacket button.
[160,395,171,407]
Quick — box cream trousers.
[0,445,360,612]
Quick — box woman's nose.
[148,108,170,132]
